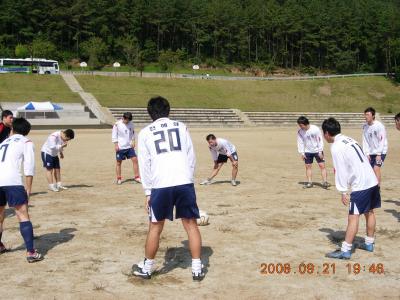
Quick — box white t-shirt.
[41,131,63,157]
[209,138,236,161]
[0,134,35,186]
[362,120,388,155]
[112,119,135,150]
[297,124,324,154]
[331,134,378,193]
[138,117,196,196]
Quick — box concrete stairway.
[380,114,396,127]
[109,108,244,127]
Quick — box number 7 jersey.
[330,134,378,193]
[0,134,35,187]
[138,118,196,196]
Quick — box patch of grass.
[0,74,81,103]
[76,75,400,112]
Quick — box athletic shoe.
[134,177,141,184]
[192,267,205,281]
[49,185,59,192]
[131,263,151,279]
[26,250,44,263]
[0,243,9,254]
[231,180,237,186]
[322,182,330,189]
[116,179,122,185]
[57,185,68,190]
[303,182,313,189]
[358,243,374,252]
[200,179,212,185]
[326,249,351,260]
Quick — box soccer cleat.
[326,249,351,260]
[49,185,59,192]
[0,243,9,254]
[134,176,141,184]
[200,179,212,185]
[358,243,374,252]
[231,180,237,186]
[131,263,151,279]
[26,250,44,263]
[57,185,68,190]
[303,182,313,189]
[192,267,205,281]
[116,179,122,185]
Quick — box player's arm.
[137,132,152,199]
[130,129,136,149]
[362,127,370,160]
[332,147,349,205]
[376,124,386,161]
[112,124,119,151]
[317,128,324,159]
[297,132,305,160]
[23,141,35,197]
[185,127,196,179]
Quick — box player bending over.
[112,112,141,184]
[323,118,380,260]
[200,134,239,186]
[297,116,329,189]
[133,96,205,281]
[0,118,43,262]
[41,129,75,192]
[362,107,388,185]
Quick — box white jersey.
[297,124,324,154]
[331,134,378,193]
[362,120,388,155]
[41,131,63,157]
[112,119,135,150]
[138,117,195,196]
[209,138,236,161]
[0,134,35,186]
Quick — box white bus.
[0,58,59,74]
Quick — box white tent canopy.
[17,101,63,112]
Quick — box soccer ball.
[197,210,209,226]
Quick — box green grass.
[76,75,400,112]
[0,74,81,103]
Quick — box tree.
[15,44,30,58]
[80,37,108,70]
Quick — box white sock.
[49,183,56,189]
[142,258,154,274]
[192,258,202,275]
[341,241,352,252]
[57,182,62,187]
[365,236,375,245]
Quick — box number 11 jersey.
[138,118,196,196]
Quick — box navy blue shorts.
[369,154,386,168]
[304,152,325,164]
[116,148,136,161]
[217,152,238,163]
[349,185,381,215]
[149,183,200,222]
[0,186,28,207]
[41,152,60,169]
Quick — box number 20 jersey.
[0,134,35,187]
[138,118,196,196]
[330,134,378,193]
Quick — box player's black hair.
[322,118,341,136]
[1,110,13,120]
[147,96,170,121]
[63,129,75,140]
[12,117,31,136]
[395,112,400,121]
[122,112,133,121]
[364,107,376,117]
[206,134,216,141]
[297,116,309,125]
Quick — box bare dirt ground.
[1,127,399,300]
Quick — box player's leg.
[359,185,380,252]
[373,165,381,186]
[0,204,7,253]
[46,168,59,192]
[116,160,122,184]
[181,218,203,279]
[305,164,313,187]
[53,157,67,190]
[145,221,165,259]
[230,152,239,186]
[129,149,141,183]
[317,162,328,188]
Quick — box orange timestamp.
[260,262,385,275]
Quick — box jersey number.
[154,129,181,154]
[351,143,364,162]
[0,144,9,162]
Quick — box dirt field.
[1,127,399,300]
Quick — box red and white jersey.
[362,120,388,155]
[331,134,378,193]
[297,124,324,154]
[41,131,63,157]
[138,118,196,196]
[0,134,35,186]
[209,138,236,161]
[112,119,135,150]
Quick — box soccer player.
[297,116,329,189]
[133,96,204,281]
[395,113,400,131]
[362,107,388,185]
[41,129,75,192]
[0,110,13,144]
[200,134,239,186]
[112,112,141,185]
[0,117,43,262]
[323,118,380,260]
